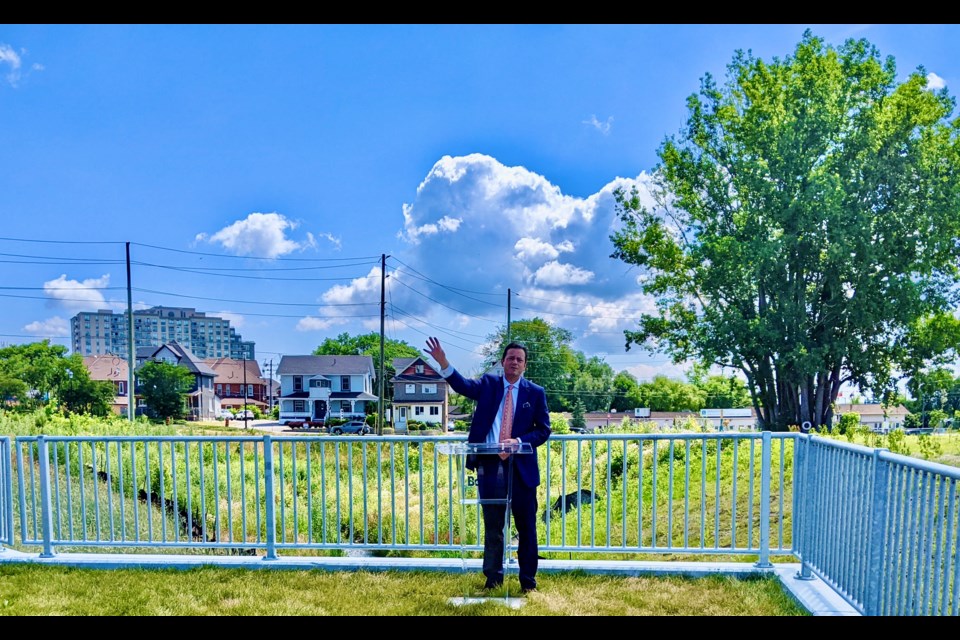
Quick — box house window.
[406,384,416,394]
[310,378,330,388]
[294,376,303,392]
[216,384,222,396]
[415,406,424,416]
[429,406,439,416]
[415,364,424,374]
[421,383,437,394]
[293,400,305,412]
[340,401,351,412]
[247,384,253,396]
[117,381,126,395]
[341,376,351,391]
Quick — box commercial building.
[71,306,254,360]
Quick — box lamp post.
[243,356,248,429]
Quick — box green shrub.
[549,412,570,434]
[917,433,943,460]
[886,428,908,455]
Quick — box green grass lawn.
[0,564,808,616]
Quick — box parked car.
[329,419,371,435]
[285,418,325,429]
[216,408,235,420]
[235,409,255,420]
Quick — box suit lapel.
[513,379,528,430]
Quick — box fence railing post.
[755,430,773,568]
[796,434,815,580]
[262,435,278,561]
[864,448,889,616]
[37,436,55,558]
[1,437,11,550]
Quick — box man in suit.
[424,337,551,593]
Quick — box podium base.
[448,596,525,609]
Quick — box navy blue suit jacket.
[445,370,551,488]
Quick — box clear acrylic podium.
[436,440,533,607]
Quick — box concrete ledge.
[0,550,859,615]
[772,565,860,616]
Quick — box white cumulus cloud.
[195,212,329,258]
[24,316,69,337]
[43,274,110,310]
[309,153,665,360]
[926,72,946,90]
[532,261,595,287]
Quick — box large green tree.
[481,318,580,411]
[686,365,753,409]
[57,354,116,416]
[610,31,960,431]
[0,340,71,408]
[906,366,960,427]
[136,360,194,420]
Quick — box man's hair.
[500,342,528,362]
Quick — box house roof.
[390,356,443,382]
[82,355,129,381]
[277,355,375,376]
[203,357,268,386]
[393,357,418,371]
[835,403,910,416]
[139,341,216,377]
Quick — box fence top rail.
[16,435,268,444]
[548,432,795,442]
[804,434,877,456]
[10,432,800,445]
[805,433,960,480]
[879,448,960,480]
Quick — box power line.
[0,237,123,245]
[131,241,379,262]
[132,262,376,282]
[130,259,379,273]
[133,287,377,308]
[389,276,501,324]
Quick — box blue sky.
[1,24,958,384]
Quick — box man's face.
[501,348,527,381]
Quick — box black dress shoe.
[520,586,537,594]
[484,580,503,590]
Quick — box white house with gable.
[276,355,378,425]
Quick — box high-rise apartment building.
[70,306,255,360]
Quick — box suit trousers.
[476,457,539,590]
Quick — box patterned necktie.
[499,384,514,459]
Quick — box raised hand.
[424,337,450,370]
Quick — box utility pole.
[126,242,135,423]
[378,253,388,436]
[243,356,248,428]
[507,288,512,344]
[264,359,273,414]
